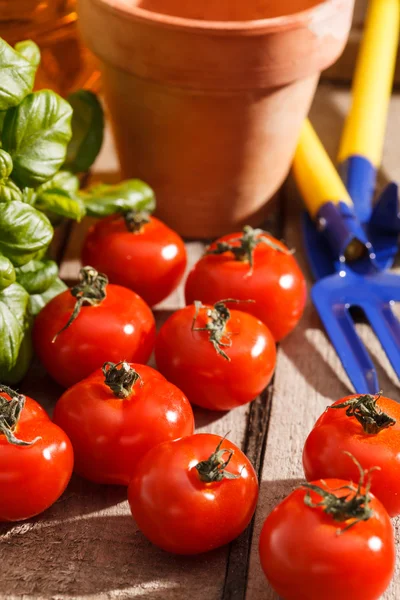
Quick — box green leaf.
[0,179,22,202]
[14,41,40,67]
[81,179,156,218]
[40,170,80,195]
[3,328,33,385]
[0,149,12,179]
[0,255,16,290]
[35,170,84,220]
[20,187,36,205]
[0,111,5,137]
[2,89,73,188]
[0,151,22,201]
[29,276,67,316]
[36,188,86,221]
[65,90,104,173]
[0,282,30,373]
[1,281,29,324]
[0,37,37,111]
[0,200,53,266]
[15,259,58,294]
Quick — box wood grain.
[1,209,274,600]
[3,82,400,599]
[245,86,400,599]
[1,237,253,600]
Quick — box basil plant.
[0,38,155,383]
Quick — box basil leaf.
[82,179,156,218]
[29,276,66,316]
[0,200,53,266]
[0,149,12,179]
[14,41,40,67]
[0,179,22,202]
[65,90,104,173]
[1,281,29,324]
[0,282,30,373]
[35,171,84,220]
[0,255,16,290]
[21,187,36,205]
[15,259,58,294]
[0,149,22,201]
[3,328,33,385]
[2,90,73,188]
[0,38,36,111]
[36,188,85,221]
[40,170,80,195]
[0,111,5,137]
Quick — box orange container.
[78,0,354,237]
[0,0,100,96]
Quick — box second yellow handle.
[293,120,353,218]
[338,0,400,166]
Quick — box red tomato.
[33,267,156,388]
[53,362,194,485]
[185,226,307,341]
[81,215,187,306]
[155,301,276,410]
[0,385,73,522]
[303,393,400,517]
[128,433,258,554]
[259,477,395,600]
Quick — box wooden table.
[2,82,400,600]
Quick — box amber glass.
[0,0,101,96]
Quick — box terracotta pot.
[78,0,354,238]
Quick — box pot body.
[78,0,354,237]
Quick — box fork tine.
[312,283,379,394]
[362,303,400,381]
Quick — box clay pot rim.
[90,0,347,35]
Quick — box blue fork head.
[312,270,400,395]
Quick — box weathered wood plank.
[5,82,400,600]
[246,87,400,600]
[1,139,263,600]
[1,234,253,600]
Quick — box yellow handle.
[293,119,353,218]
[338,0,399,166]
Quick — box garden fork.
[294,120,400,395]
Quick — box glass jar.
[0,0,101,96]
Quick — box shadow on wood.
[0,512,227,597]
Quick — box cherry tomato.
[155,300,276,411]
[81,214,187,306]
[128,433,258,554]
[0,385,73,522]
[53,362,194,485]
[33,267,156,388]
[303,393,400,517]
[185,226,307,341]
[259,476,395,600]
